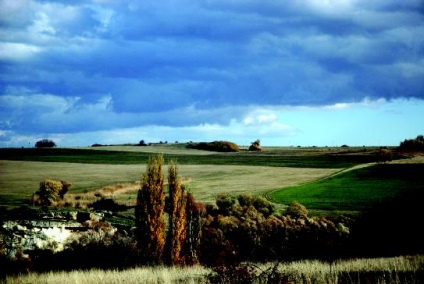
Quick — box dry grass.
[4,265,211,284]
[0,161,339,206]
[60,182,141,209]
[4,255,423,284]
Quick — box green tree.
[135,154,166,264]
[35,139,56,148]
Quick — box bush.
[35,139,56,148]
[237,194,274,217]
[283,201,308,219]
[200,195,350,264]
[32,179,71,206]
[187,141,239,152]
[248,139,262,151]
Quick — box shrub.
[283,201,308,219]
[248,139,262,151]
[187,141,239,152]
[377,147,392,163]
[237,194,275,217]
[216,194,237,215]
[32,179,71,206]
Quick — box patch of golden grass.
[0,161,339,207]
[58,182,140,209]
[4,265,211,284]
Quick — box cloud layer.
[1,0,423,146]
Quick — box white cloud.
[0,42,41,61]
[243,111,278,125]
[29,12,56,35]
[300,0,358,16]
[0,94,79,113]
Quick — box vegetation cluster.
[187,141,240,152]
[249,139,262,151]
[31,179,71,206]
[399,135,424,152]
[34,139,56,148]
[200,196,351,266]
[135,155,206,266]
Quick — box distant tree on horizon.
[35,139,56,148]
[399,135,424,152]
[249,139,262,151]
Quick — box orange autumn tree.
[135,154,166,264]
[165,160,188,265]
[136,154,205,265]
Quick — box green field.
[0,145,386,167]
[0,144,420,217]
[269,162,424,216]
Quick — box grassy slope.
[269,162,424,216]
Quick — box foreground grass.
[4,255,423,284]
[3,265,210,284]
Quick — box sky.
[1,0,423,147]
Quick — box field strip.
[265,155,424,204]
[0,161,339,205]
[264,162,377,203]
[5,156,421,207]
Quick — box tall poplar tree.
[135,154,166,264]
[165,161,188,265]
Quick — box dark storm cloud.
[0,0,423,138]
